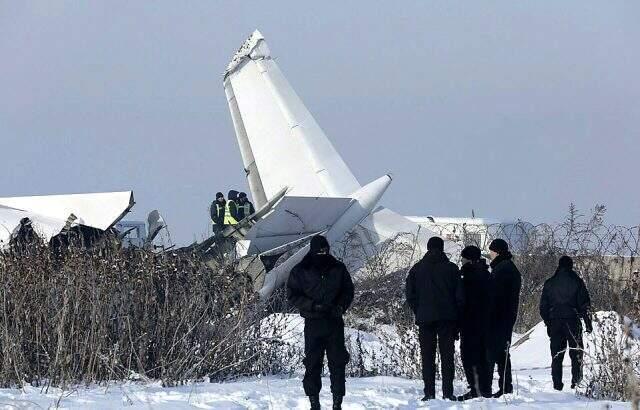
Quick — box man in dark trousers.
[237,192,255,220]
[406,236,463,401]
[540,255,592,390]
[209,192,225,236]
[287,235,354,410]
[457,245,492,400]
[486,238,521,397]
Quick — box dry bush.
[579,312,640,402]
[0,237,281,389]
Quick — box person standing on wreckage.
[486,238,522,398]
[287,235,354,410]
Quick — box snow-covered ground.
[0,312,636,409]
[0,372,628,409]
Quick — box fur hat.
[461,245,482,261]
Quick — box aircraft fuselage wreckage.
[223,31,455,298]
[0,191,165,250]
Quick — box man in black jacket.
[487,238,521,398]
[457,245,492,400]
[406,236,463,401]
[540,255,592,390]
[237,192,255,220]
[209,192,225,235]
[287,235,354,410]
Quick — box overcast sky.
[1,1,638,244]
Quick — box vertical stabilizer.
[223,30,361,201]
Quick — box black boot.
[332,395,343,409]
[421,394,435,401]
[492,386,513,398]
[456,390,478,401]
[309,394,321,410]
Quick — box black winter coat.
[489,253,522,333]
[287,253,354,319]
[227,190,240,221]
[405,251,464,324]
[539,268,591,322]
[237,200,255,220]
[460,259,491,333]
[209,200,225,225]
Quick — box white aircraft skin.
[224,31,457,298]
[0,191,134,247]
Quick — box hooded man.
[406,236,463,401]
[540,256,592,390]
[457,245,492,400]
[237,192,255,221]
[209,192,225,235]
[226,190,240,225]
[486,238,522,398]
[287,235,354,410]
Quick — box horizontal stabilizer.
[245,196,352,253]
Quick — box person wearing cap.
[540,255,592,390]
[406,236,464,401]
[486,238,522,398]
[286,235,354,410]
[209,192,226,235]
[236,192,255,221]
[457,245,492,400]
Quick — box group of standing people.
[406,237,521,401]
[286,234,593,409]
[209,190,255,235]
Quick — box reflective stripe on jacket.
[211,202,225,225]
[224,201,238,225]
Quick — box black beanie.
[427,236,444,252]
[489,238,509,254]
[461,245,482,261]
[239,192,247,199]
[216,192,224,199]
[310,235,330,254]
[559,255,573,270]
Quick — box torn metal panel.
[0,204,67,247]
[0,191,134,231]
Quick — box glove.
[312,303,332,313]
[584,319,593,334]
[331,305,343,316]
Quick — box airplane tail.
[222,32,453,298]
[223,30,361,208]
